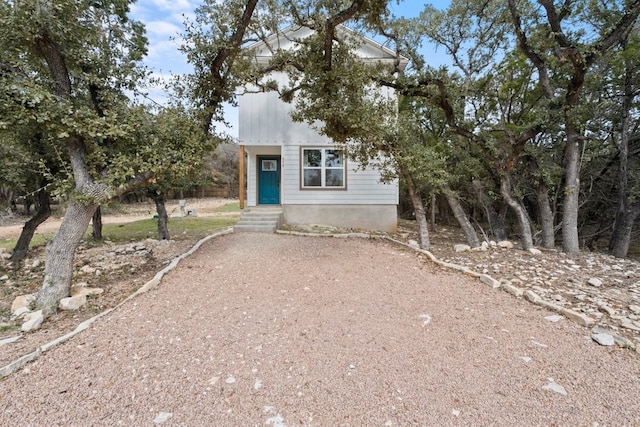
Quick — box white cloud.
[146,20,182,37]
[146,0,194,12]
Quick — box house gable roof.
[247,25,409,70]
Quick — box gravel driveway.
[1,233,639,426]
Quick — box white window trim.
[300,147,347,190]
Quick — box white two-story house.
[237,26,406,232]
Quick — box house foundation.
[283,204,397,233]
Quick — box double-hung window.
[301,148,345,189]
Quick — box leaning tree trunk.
[443,187,480,248]
[402,170,430,250]
[92,206,103,240]
[609,204,640,258]
[36,199,97,315]
[10,189,51,263]
[500,174,534,251]
[472,179,507,241]
[151,191,170,240]
[536,184,555,248]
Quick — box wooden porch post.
[239,145,245,210]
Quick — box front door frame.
[257,155,281,205]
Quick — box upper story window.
[301,148,345,189]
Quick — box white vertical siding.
[239,72,333,145]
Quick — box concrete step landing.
[233,206,283,233]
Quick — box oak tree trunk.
[92,206,103,240]
[536,185,555,248]
[609,205,640,258]
[36,199,97,315]
[151,191,170,240]
[609,52,637,259]
[562,128,582,255]
[444,188,480,247]
[500,174,534,251]
[400,167,429,249]
[10,189,51,263]
[472,179,507,241]
[407,183,430,250]
[430,194,437,231]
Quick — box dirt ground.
[0,199,639,422]
[0,198,236,367]
[0,233,639,425]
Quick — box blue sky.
[129,0,452,135]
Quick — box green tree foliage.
[0,0,202,314]
[0,0,153,313]
[235,0,640,257]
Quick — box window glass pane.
[303,149,322,167]
[262,160,277,171]
[325,169,344,187]
[303,169,322,186]
[325,150,343,167]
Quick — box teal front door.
[258,157,280,205]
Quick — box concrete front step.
[234,207,283,233]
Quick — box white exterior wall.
[281,144,397,205]
[240,72,330,145]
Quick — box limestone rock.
[11,294,35,315]
[629,305,640,314]
[21,310,44,332]
[0,335,21,345]
[587,278,603,287]
[561,308,595,327]
[502,283,524,297]
[153,412,173,424]
[59,294,87,311]
[528,248,542,255]
[596,303,616,316]
[454,244,471,253]
[11,306,30,320]
[497,240,514,249]
[71,286,104,297]
[80,265,96,274]
[480,274,500,289]
[543,379,567,396]
[538,300,563,313]
[591,333,615,346]
[524,290,542,304]
[621,323,640,332]
[592,326,636,350]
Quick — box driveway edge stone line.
[382,237,599,331]
[0,228,234,378]
[280,230,602,337]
